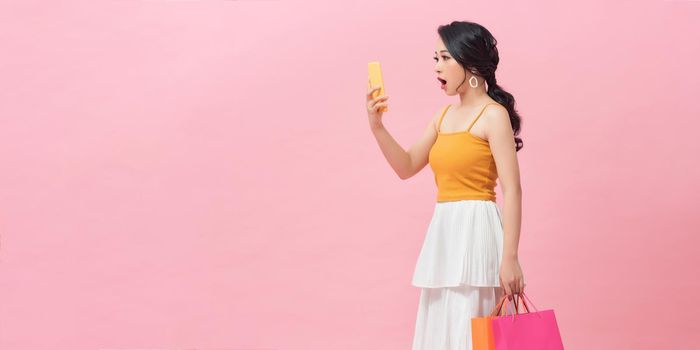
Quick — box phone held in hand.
[368,61,388,113]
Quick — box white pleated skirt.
[412,199,504,288]
[411,199,505,350]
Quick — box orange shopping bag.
[471,293,521,350]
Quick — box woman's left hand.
[499,256,525,300]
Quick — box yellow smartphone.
[368,61,388,112]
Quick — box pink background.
[1,0,699,349]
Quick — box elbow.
[398,168,414,180]
[398,154,417,180]
[504,184,522,196]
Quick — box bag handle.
[491,291,544,322]
[518,291,541,314]
[490,294,509,317]
[506,291,544,322]
[491,294,522,317]
[508,293,531,314]
[500,296,523,318]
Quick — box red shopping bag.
[491,291,564,350]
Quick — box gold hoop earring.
[469,76,479,88]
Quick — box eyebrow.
[434,50,449,54]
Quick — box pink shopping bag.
[491,291,564,350]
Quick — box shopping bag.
[471,293,510,350]
[491,291,564,350]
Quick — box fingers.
[504,280,523,299]
[369,102,388,113]
[511,279,525,296]
[366,85,382,98]
[368,95,389,110]
[514,280,523,295]
[502,284,513,300]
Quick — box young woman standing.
[366,21,526,350]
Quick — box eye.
[442,56,449,60]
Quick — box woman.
[366,21,526,350]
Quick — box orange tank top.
[428,103,499,203]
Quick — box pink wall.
[1,0,699,349]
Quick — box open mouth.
[437,77,447,84]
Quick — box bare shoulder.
[484,102,509,119]
[481,102,513,142]
[483,102,512,129]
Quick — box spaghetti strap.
[436,104,452,132]
[466,103,498,132]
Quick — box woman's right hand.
[366,81,389,130]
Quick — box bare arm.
[484,105,525,297]
[370,107,443,180]
[486,105,522,259]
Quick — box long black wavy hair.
[437,21,523,151]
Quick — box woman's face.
[434,39,473,96]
